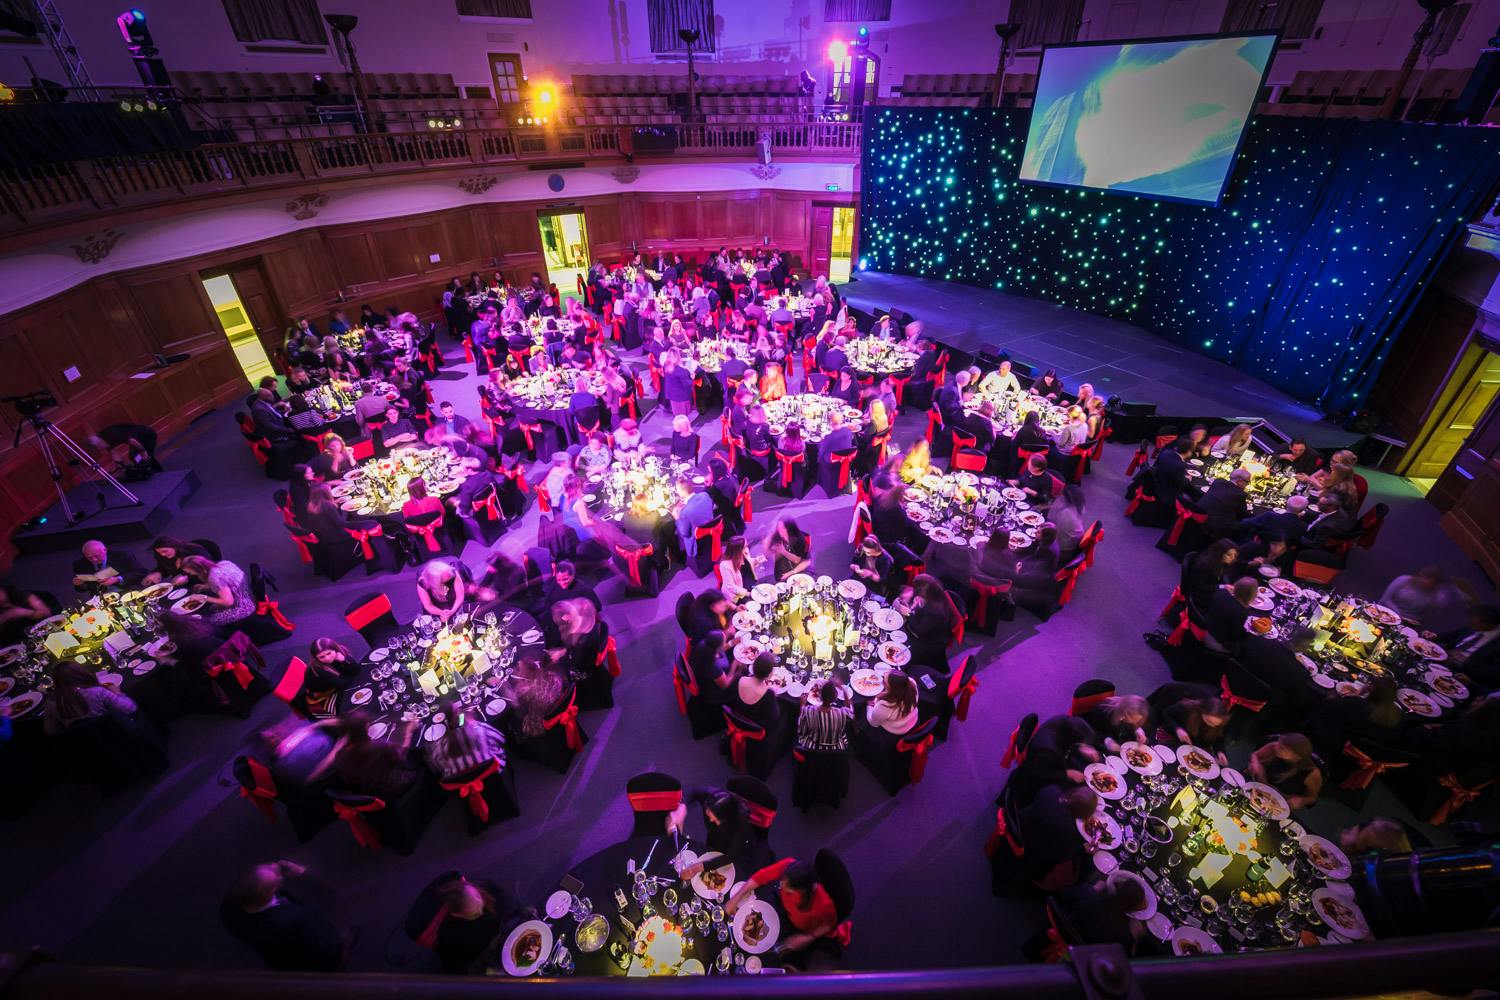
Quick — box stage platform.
[12,468,201,555]
[843,272,1359,447]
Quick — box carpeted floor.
[0,281,1492,974]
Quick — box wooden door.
[489,53,525,119]
[810,205,833,279]
[227,262,288,366]
[1407,346,1500,481]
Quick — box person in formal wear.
[1301,490,1357,550]
[865,669,919,735]
[662,352,695,419]
[674,475,717,561]
[1016,783,1098,889]
[402,477,445,522]
[850,534,894,590]
[1012,410,1053,456]
[71,540,143,594]
[668,414,699,463]
[1201,576,1258,654]
[1237,494,1310,548]
[1210,423,1254,459]
[935,370,968,427]
[797,679,853,752]
[1030,369,1064,400]
[41,660,141,735]
[251,388,298,443]
[1152,435,1193,505]
[378,404,419,452]
[141,535,208,586]
[301,637,360,714]
[221,860,346,971]
[414,873,520,974]
[723,856,849,957]
[1247,733,1322,809]
[1181,539,1240,605]
[313,433,358,480]
[717,536,763,604]
[417,558,466,621]
[434,401,471,439]
[960,400,998,453]
[1049,877,1144,954]
[613,418,642,458]
[182,554,256,629]
[1276,438,1323,477]
[1011,453,1058,508]
[895,574,956,670]
[731,651,785,735]
[816,410,856,466]
[763,517,812,580]
[1441,604,1500,688]
[1200,467,1251,539]
[689,630,739,705]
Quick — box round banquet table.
[843,338,919,380]
[1183,452,1313,516]
[335,605,546,741]
[964,386,1069,438]
[509,370,608,441]
[483,834,785,978]
[1076,742,1373,953]
[762,395,862,445]
[331,447,471,520]
[1244,582,1468,720]
[691,338,754,376]
[902,470,1045,553]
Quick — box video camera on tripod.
[2,389,59,420]
[5,388,141,524]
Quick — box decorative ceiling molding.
[749,164,782,181]
[458,175,499,195]
[70,229,123,265]
[610,165,641,184]
[284,193,330,220]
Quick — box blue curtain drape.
[859,109,1500,413]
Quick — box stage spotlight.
[117,8,151,51]
[858,258,869,271]
[534,83,554,105]
[828,39,847,63]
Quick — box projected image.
[1020,34,1276,205]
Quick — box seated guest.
[378,404,420,451]
[402,477,445,520]
[1210,423,1254,459]
[255,717,339,793]
[1013,410,1053,455]
[1017,784,1098,889]
[669,414,698,462]
[895,575,956,670]
[1378,565,1475,629]
[974,529,1017,586]
[435,401,472,439]
[717,536,762,605]
[1010,453,1059,507]
[797,680,854,751]
[936,370,969,426]
[221,860,346,971]
[1152,436,1193,505]
[330,712,423,800]
[1237,494,1310,548]
[960,399,998,452]
[412,873,520,974]
[1155,689,1232,751]
[302,638,360,714]
[1030,368,1064,400]
[1247,733,1322,810]
[1080,695,1150,750]
[313,433,358,479]
[1301,490,1357,550]
[42,660,141,735]
[850,535,894,590]
[817,410,856,465]
[923,532,977,592]
[1235,533,1293,578]
[1200,467,1252,538]
[577,430,614,476]
[689,630,739,705]
[777,421,807,458]
[1276,437,1322,477]
[980,360,1021,395]
[830,368,860,406]
[72,539,143,594]
[613,418,643,457]
[732,652,785,735]
[1319,449,1368,506]
[865,669,920,737]
[182,554,256,629]
[1050,877,1145,954]
[424,699,508,785]
[1052,407,1090,455]
[541,560,600,613]
[684,589,733,642]
[417,558,466,621]
[1440,604,1500,689]
[1011,525,1061,612]
[1005,714,1098,807]
[497,656,566,739]
[142,535,208,586]
[723,857,850,958]
[1308,676,1404,754]
[763,517,812,580]
[1201,576,1258,654]
[1051,485,1087,558]
[1184,424,1213,459]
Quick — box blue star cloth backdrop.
[860,108,1500,412]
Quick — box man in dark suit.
[1440,604,1500,690]
[251,389,297,443]
[72,540,144,594]
[541,559,601,613]
[1237,494,1311,547]
[936,369,969,427]
[568,377,602,434]
[1200,468,1251,539]
[719,355,749,401]
[1201,577,1257,653]
[816,410,856,465]
[769,297,794,327]
[821,337,849,375]
[221,860,346,972]
[1301,491,1357,550]
[961,400,998,452]
[435,402,472,439]
[1152,436,1193,505]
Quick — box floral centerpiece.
[627,915,688,976]
[762,394,862,442]
[845,338,919,375]
[337,447,467,515]
[692,338,752,375]
[966,384,1068,437]
[511,369,603,410]
[595,455,691,520]
[66,607,115,640]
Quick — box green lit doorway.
[200,271,276,387]
[538,210,589,302]
[830,206,856,283]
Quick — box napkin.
[417,669,440,696]
[44,631,79,658]
[471,651,491,675]
[103,631,136,659]
[1263,858,1291,888]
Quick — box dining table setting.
[762,395,863,444]
[486,834,785,978]
[1244,581,1468,719]
[0,584,188,721]
[691,338,755,376]
[1185,451,1312,515]
[728,574,912,699]
[336,605,546,741]
[901,469,1045,552]
[1078,740,1374,955]
[584,454,700,523]
[510,369,608,418]
[964,385,1069,437]
[331,446,472,518]
[843,337,919,378]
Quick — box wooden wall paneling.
[771,193,809,253]
[371,227,421,282]
[726,194,760,243]
[125,272,219,353]
[638,199,670,242]
[1370,289,1477,464]
[699,197,729,243]
[668,199,698,239]
[263,236,336,314]
[442,213,480,269]
[327,232,381,289]
[585,199,623,251]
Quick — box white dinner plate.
[731,899,780,955]
[1298,835,1352,880]
[545,890,571,919]
[349,688,373,706]
[500,919,554,976]
[1242,781,1291,820]
[1107,871,1157,919]
[691,854,735,900]
[1083,763,1126,800]
[1171,925,1222,955]
[367,720,390,740]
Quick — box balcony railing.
[0,118,862,235]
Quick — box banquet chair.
[1125,438,1151,476]
[404,509,457,558]
[1217,665,1274,740]
[952,444,987,473]
[55,712,169,793]
[771,448,809,498]
[574,620,620,711]
[792,745,850,812]
[202,632,272,718]
[1159,495,1210,558]
[818,448,859,497]
[934,653,979,741]
[967,576,1014,634]
[325,778,446,855]
[1078,520,1104,570]
[236,412,271,468]
[1291,556,1342,587]
[985,784,1032,897]
[1125,469,1172,529]
[674,652,725,740]
[245,564,295,645]
[272,656,315,720]
[283,521,324,575]
[1040,553,1089,620]
[1325,737,1419,812]
[466,483,509,546]
[722,706,777,780]
[1407,761,1500,827]
[808,849,855,964]
[726,775,779,869]
[233,754,334,841]
[849,502,873,549]
[803,371,831,395]
[739,440,773,483]
[344,592,401,646]
[693,516,726,578]
[441,756,522,833]
[349,437,375,461]
[1356,502,1389,549]
[949,430,978,472]
[516,685,589,774]
[859,716,938,796]
[1068,679,1115,717]
[615,541,661,597]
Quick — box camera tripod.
[14,414,141,524]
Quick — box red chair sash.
[1339,742,1407,791]
[899,732,935,783]
[1430,773,1495,825]
[627,790,683,812]
[1055,562,1085,606]
[925,409,941,443]
[737,485,753,523]
[695,520,725,561]
[346,523,384,559]
[970,579,1010,626]
[406,514,445,552]
[616,544,654,588]
[333,798,386,850]
[740,799,776,829]
[833,452,856,489]
[778,451,804,488]
[726,720,765,771]
[983,805,1024,857]
[1219,675,1267,713]
[542,693,583,750]
[890,376,909,405]
[1080,526,1103,569]
[598,634,621,677]
[519,422,543,452]
[502,464,530,494]
[1000,722,1024,769]
[1159,585,1185,621]
[346,595,392,631]
[944,593,965,647]
[291,531,319,563]
[954,675,979,722]
[672,663,692,715]
[239,757,279,822]
[1166,501,1208,546]
[206,657,255,689]
[1123,485,1156,517]
[472,492,502,521]
[277,501,297,527]
[1166,608,1206,647]
[441,759,501,824]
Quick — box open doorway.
[1400,344,1500,493]
[830,206,856,284]
[538,210,589,302]
[200,272,276,388]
